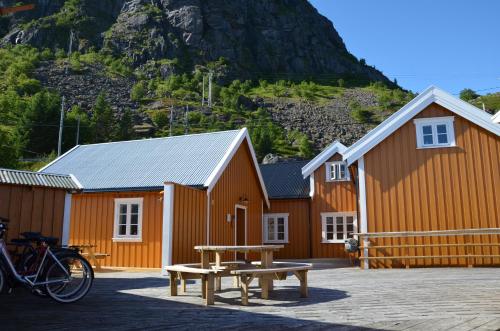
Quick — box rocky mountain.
[1,0,391,83]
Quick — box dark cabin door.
[236,207,246,260]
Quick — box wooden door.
[236,206,246,260]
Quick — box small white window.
[414,117,455,149]
[321,212,357,243]
[325,161,349,182]
[113,198,143,242]
[263,213,289,243]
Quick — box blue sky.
[309,0,500,95]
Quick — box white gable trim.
[343,86,500,165]
[38,145,80,172]
[301,141,347,178]
[492,110,500,124]
[204,128,270,208]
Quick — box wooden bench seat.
[81,252,110,271]
[230,262,312,305]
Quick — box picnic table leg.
[299,270,308,298]
[240,275,249,306]
[201,275,207,299]
[215,252,222,292]
[205,273,215,306]
[233,276,240,288]
[260,275,269,299]
[169,272,178,296]
[180,279,186,294]
[261,251,274,293]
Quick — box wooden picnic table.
[194,245,284,301]
[70,244,109,271]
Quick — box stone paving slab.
[0,267,499,330]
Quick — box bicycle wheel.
[44,254,93,303]
[0,266,4,294]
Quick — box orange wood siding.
[265,199,311,259]
[364,103,500,268]
[171,183,207,264]
[70,191,163,268]
[310,154,358,258]
[0,184,66,243]
[209,141,265,261]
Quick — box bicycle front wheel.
[45,254,93,303]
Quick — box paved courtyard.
[0,265,499,330]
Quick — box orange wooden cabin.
[0,169,79,245]
[41,129,269,269]
[262,86,499,268]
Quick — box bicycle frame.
[0,238,71,287]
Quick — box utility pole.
[184,104,189,135]
[201,76,205,107]
[208,71,213,107]
[169,106,174,137]
[57,96,65,156]
[75,115,80,145]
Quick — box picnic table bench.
[165,245,311,306]
[70,244,110,271]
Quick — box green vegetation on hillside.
[0,45,412,170]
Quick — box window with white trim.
[414,117,455,148]
[263,213,288,243]
[325,161,349,182]
[321,212,357,243]
[113,198,143,242]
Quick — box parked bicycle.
[0,217,94,303]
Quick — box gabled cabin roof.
[343,86,500,165]
[0,168,80,190]
[260,160,310,199]
[301,141,347,178]
[40,128,269,206]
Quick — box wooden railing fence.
[355,228,500,268]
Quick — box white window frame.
[325,161,350,182]
[414,116,456,149]
[262,213,289,244]
[321,212,357,244]
[113,198,143,242]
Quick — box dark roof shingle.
[260,160,310,199]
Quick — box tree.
[298,135,314,159]
[14,90,60,156]
[92,92,114,143]
[459,88,479,101]
[251,127,273,161]
[337,78,345,88]
[115,108,134,141]
[350,101,373,123]
[0,128,19,168]
[63,105,93,150]
[130,81,146,101]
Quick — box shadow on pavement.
[0,275,375,331]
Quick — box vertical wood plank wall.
[0,184,66,243]
[70,191,163,268]
[210,141,265,261]
[265,199,311,259]
[310,154,358,258]
[364,103,500,268]
[171,184,207,264]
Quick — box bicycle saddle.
[20,232,42,240]
[38,236,59,246]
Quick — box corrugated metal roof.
[0,168,79,190]
[260,160,310,199]
[40,130,241,191]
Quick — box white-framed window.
[325,161,349,182]
[113,198,143,242]
[414,117,455,149]
[263,213,289,243]
[321,212,357,243]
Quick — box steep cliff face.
[1,0,391,83]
